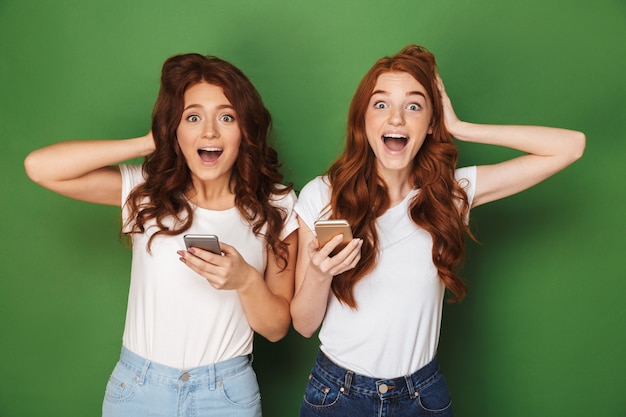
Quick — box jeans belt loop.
[404,375,417,399]
[343,371,353,395]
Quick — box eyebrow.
[182,103,235,112]
[371,89,427,98]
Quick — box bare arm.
[439,78,586,208]
[24,133,155,206]
[178,230,298,342]
[290,217,362,338]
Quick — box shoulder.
[270,184,297,210]
[120,164,145,185]
[120,164,146,199]
[294,176,331,229]
[455,166,476,183]
[455,166,477,204]
[298,176,330,200]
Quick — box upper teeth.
[200,147,222,152]
[384,134,407,139]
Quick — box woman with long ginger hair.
[291,45,585,416]
[24,54,297,417]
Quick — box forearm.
[457,121,587,207]
[24,135,154,185]
[449,120,585,160]
[290,267,333,338]
[237,270,292,342]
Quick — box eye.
[220,114,235,122]
[373,101,388,109]
[186,114,200,122]
[407,103,421,111]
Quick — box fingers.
[177,248,227,287]
[435,73,444,90]
[177,247,219,273]
[311,234,343,258]
[308,236,362,276]
[327,239,362,276]
[177,244,251,291]
[436,74,449,101]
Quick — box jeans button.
[378,383,388,394]
[181,373,190,381]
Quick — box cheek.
[176,126,194,148]
[364,117,377,141]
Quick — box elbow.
[265,325,290,343]
[24,150,50,186]
[23,152,40,183]
[264,330,287,343]
[295,329,316,339]
[291,320,316,339]
[258,317,291,343]
[570,131,586,162]
[290,305,317,338]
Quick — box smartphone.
[314,219,353,256]
[183,234,221,255]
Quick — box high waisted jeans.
[300,350,453,417]
[102,347,262,417]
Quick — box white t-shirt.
[119,164,298,369]
[295,166,476,378]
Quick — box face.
[176,82,242,185]
[364,71,433,179]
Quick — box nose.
[388,107,405,126]
[202,119,219,139]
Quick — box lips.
[198,147,223,163]
[382,133,408,152]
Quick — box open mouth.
[383,134,408,152]
[198,147,223,163]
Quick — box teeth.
[199,147,222,152]
[383,134,408,140]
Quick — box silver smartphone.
[314,219,353,256]
[183,234,221,255]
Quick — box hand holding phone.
[183,234,222,255]
[314,219,353,256]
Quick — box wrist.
[447,120,472,141]
[237,265,262,295]
[139,133,156,156]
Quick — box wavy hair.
[124,53,292,268]
[327,45,472,307]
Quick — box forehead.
[372,72,428,96]
[183,81,231,105]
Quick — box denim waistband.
[313,350,442,399]
[117,346,252,389]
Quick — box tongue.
[199,150,221,162]
[385,137,407,151]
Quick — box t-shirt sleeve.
[119,164,145,232]
[455,166,477,222]
[455,166,477,204]
[294,176,331,232]
[273,188,299,241]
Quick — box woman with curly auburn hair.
[24,53,297,417]
[291,45,585,417]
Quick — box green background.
[1,0,625,416]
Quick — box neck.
[187,176,236,210]
[379,168,413,207]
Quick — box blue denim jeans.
[102,347,262,417]
[300,350,453,417]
